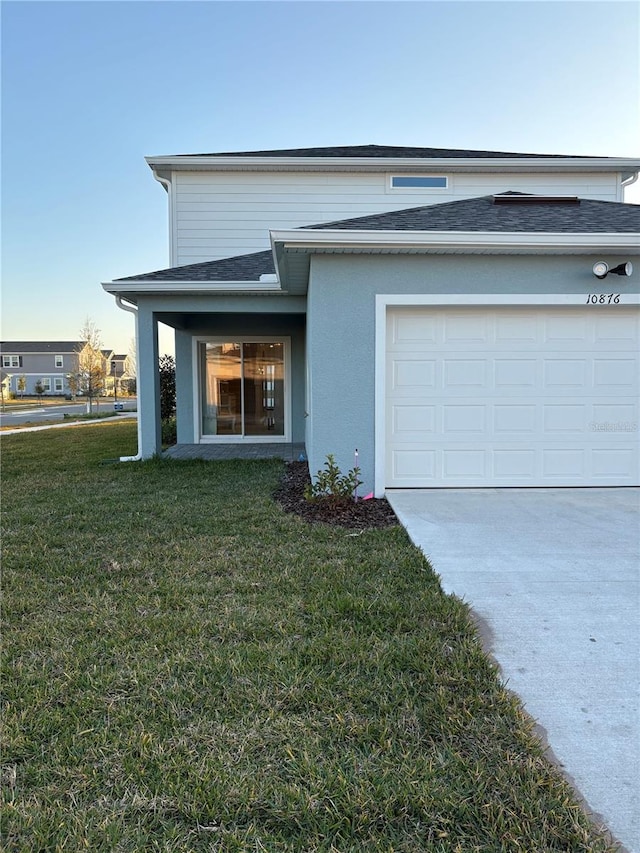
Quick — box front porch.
[163,442,306,461]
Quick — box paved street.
[0,399,137,427]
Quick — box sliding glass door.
[201,341,287,439]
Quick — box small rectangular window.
[390,176,448,189]
[3,355,20,368]
[41,378,51,392]
[54,377,64,392]
[55,355,64,368]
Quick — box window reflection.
[202,342,284,437]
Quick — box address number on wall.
[585,294,621,304]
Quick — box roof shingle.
[173,144,589,160]
[111,194,639,284]
[306,194,640,234]
[114,250,275,283]
[0,341,84,353]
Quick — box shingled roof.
[111,194,639,284]
[114,250,275,283]
[306,194,640,234]
[174,144,587,160]
[0,341,84,353]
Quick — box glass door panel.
[202,343,242,436]
[243,343,285,436]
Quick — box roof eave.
[146,155,640,174]
[270,228,640,252]
[102,280,283,299]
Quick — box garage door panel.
[592,403,637,423]
[443,360,486,387]
[594,359,637,387]
[544,315,589,342]
[543,404,586,432]
[494,405,537,433]
[443,314,489,342]
[392,314,438,343]
[391,449,436,479]
[495,314,539,342]
[393,405,436,433]
[592,449,637,477]
[386,307,639,487]
[391,359,437,390]
[493,449,537,478]
[594,315,638,343]
[494,359,537,387]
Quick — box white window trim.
[374,292,640,497]
[53,377,64,392]
[387,174,448,192]
[192,336,292,443]
[40,377,52,392]
[55,355,64,368]
[3,355,20,368]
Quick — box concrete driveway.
[386,488,640,853]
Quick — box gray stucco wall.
[306,252,640,493]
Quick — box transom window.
[390,175,448,189]
[200,340,288,440]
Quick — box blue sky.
[2,0,639,354]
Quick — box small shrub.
[162,416,177,446]
[304,453,362,506]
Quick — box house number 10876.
[586,294,621,304]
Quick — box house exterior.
[102,351,135,396]
[102,146,640,494]
[0,342,135,398]
[0,341,84,396]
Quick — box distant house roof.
[0,341,84,353]
[305,193,640,234]
[171,144,585,160]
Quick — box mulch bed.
[273,461,398,530]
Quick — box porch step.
[163,443,306,461]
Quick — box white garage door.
[386,307,640,487]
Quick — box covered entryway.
[386,306,639,487]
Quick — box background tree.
[123,337,137,396]
[17,374,27,399]
[159,354,176,421]
[76,318,106,413]
[0,371,9,408]
[34,379,45,400]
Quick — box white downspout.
[621,171,639,202]
[115,295,143,461]
[150,169,176,267]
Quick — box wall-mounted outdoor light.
[592,261,633,280]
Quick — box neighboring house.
[102,145,640,493]
[0,341,84,396]
[103,352,135,396]
[0,342,131,398]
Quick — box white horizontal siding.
[173,170,622,265]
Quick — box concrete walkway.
[387,488,640,853]
[1,413,137,436]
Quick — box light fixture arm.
[592,261,633,280]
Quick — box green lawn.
[1,423,616,852]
